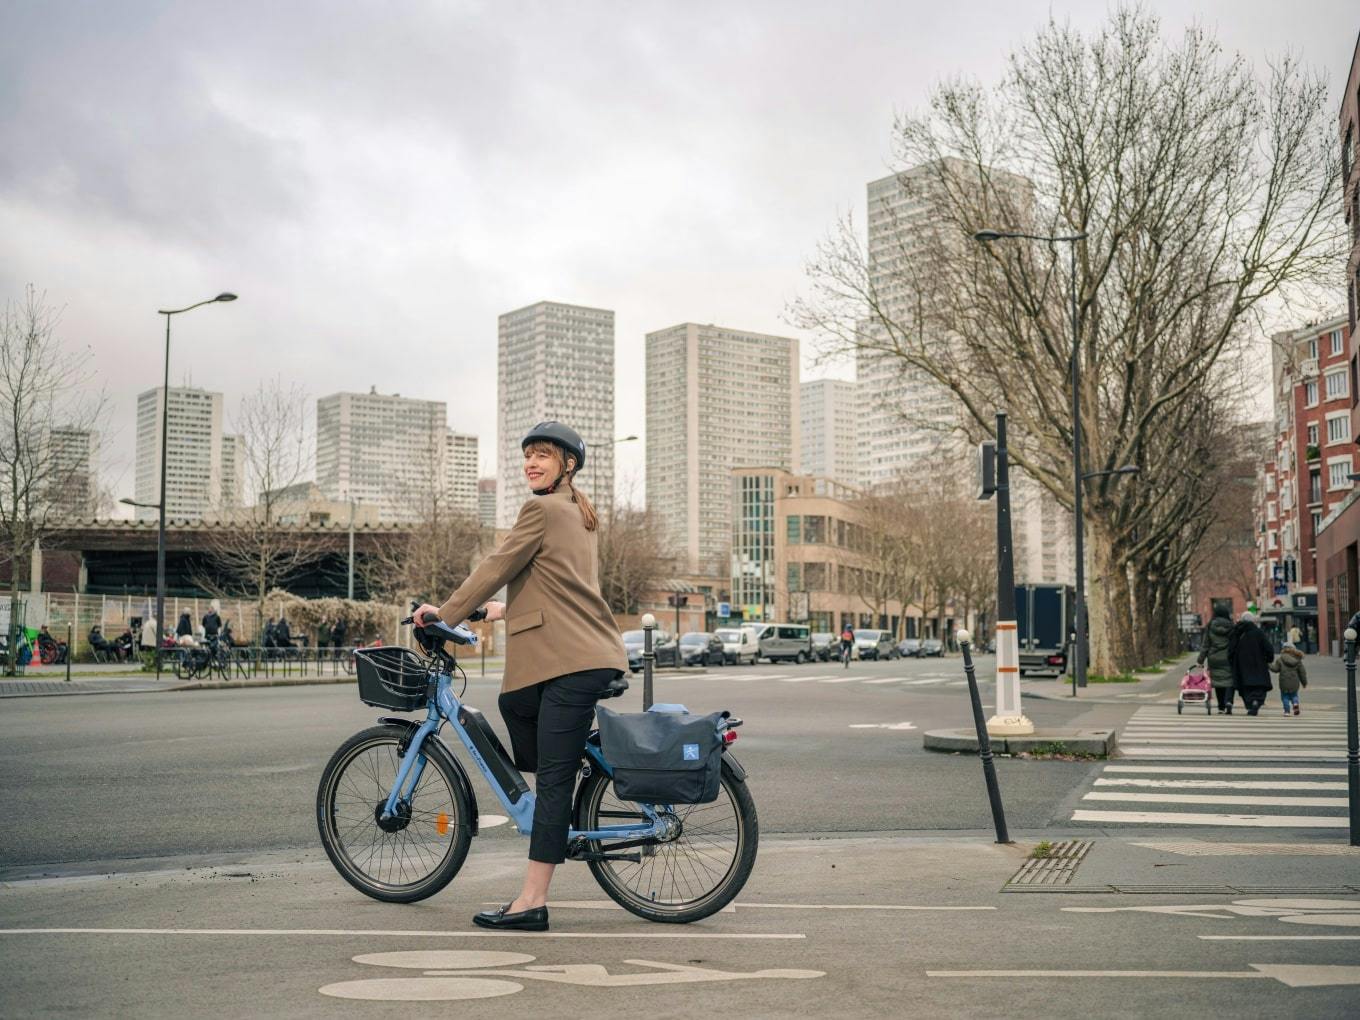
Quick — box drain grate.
[1007,840,1094,886]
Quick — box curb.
[166,675,360,692]
[923,727,1117,756]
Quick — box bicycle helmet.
[521,420,587,473]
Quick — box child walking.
[1269,641,1308,716]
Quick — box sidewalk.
[1022,653,1196,704]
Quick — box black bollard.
[960,632,1010,844]
[1345,626,1359,847]
[642,615,655,711]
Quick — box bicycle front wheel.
[316,725,472,903]
[575,758,757,923]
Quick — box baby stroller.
[1178,664,1212,715]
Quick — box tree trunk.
[1085,523,1136,675]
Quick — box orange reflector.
[436,812,449,835]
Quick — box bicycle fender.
[377,717,481,837]
[721,749,748,783]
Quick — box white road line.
[904,678,948,685]
[0,928,806,941]
[1104,765,1345,776]
[862,678,903,685]
[1120,738,1340,746]
[1094,778,1347,791]
[1071,809,1348,827]
[1120,749,1341,760]
[777,677,817,683]
[1199,935,1360,941]
[1081,791,1347,808]
[817,677,861,684]
[735,902,996,911]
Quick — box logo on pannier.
[683,743,700,761]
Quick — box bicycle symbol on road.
[319,950,825,1001]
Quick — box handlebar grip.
[468,608,487,623]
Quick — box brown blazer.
[436,488,627,693]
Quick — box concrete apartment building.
[477,478,497,529]
[219,434,244,509]
[1257,315,1353,650]
[497,301,616,527]
[135,387,233,521]
[443,431,479,518]
[730,467,908,634]
[316,389,474,523]
[45,426,99,517]
[800,379,858,487]
[1315,33,1360,654]
[646,323,799,576]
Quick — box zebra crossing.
[1072,704,1350,830]
[706,670,970,688]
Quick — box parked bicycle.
[173,636,230,681]
[316,605,757,922]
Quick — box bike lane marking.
[0,927,806,940]
[927,965,1360,987]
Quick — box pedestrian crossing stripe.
[1103,765,1345,775]
[1082,792,1346,808]
[1094,778,1345,790]
[1071,810,1348,828]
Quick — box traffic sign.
[716,602,730,619]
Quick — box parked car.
[896,637,922,658]
[920,638,944,657]
[810,632,837,661]
[622,629,678,672]
[716,627,760,665]
[854,629,898,661]
[747,623,814,663]
[678,632,725,666]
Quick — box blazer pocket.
[507,610,545,636]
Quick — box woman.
[1196,603,1236,714]
[413,421,627,932]
[1227,610,1274,716]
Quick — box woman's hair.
[525,440,598,531]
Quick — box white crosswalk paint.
[817,677,861,684]
[1120,748,1339,759]
[1082,791,1346,808]
[1103,765,1345,776]
[1094,778,1346,791]
[1071,809,1348,827]
[862,678,903,685]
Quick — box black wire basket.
[355,646,432,711]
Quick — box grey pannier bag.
[595,704,725,805]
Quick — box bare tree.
[198,380,322,621]
[0,287,105,673]
[793,9,1341,672]
[597,501,671,615]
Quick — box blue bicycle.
[316,607,757,923]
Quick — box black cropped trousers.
[498,668,620,864]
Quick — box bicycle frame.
[378,670,665,844]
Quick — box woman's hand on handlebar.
[483,601,506,622]
[411,604,441,628]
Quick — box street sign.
[977,441,996,500]
[716,602,730,619]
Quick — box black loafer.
[472,904,548,932]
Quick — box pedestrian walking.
[1287,623,1303,647]
[1196,603,1237,714]
[1268,640,1308,716]
[1227,610,1274,716]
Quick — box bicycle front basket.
[354,646,431,711]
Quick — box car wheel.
[796,651,806,664]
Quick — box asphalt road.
[0,654,1105,873]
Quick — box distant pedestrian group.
[1196,605,1306,716]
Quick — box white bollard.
[987,619,1034,736]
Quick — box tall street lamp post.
[974,230,1091,686]
[144,293,237,679]
[592,435,638,507]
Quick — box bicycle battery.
[457,705,531,805]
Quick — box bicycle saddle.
[602,675,630,699]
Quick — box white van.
[748,623,814,664]
[715,626,760,665]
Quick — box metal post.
[347,498,355,600]
[642,612,656,710]
[960,631,1009,843]
[1345,625,1359,846]
[1070,241,1087,690]
[155,314,170,680]
[65,621,72,683]
[989,412,1031,735]
[480,633,486,677]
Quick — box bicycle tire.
[575,758,757,924]
[174,651,195,681]
[316,725,472,903]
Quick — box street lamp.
[148,292,237,679]
[975,228,1092,688]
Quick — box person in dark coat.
[1227,611,1274,716]
[202,608,222,640]
[273,615,293,649]
[1196,603,1238,714]
[175,612,193,639]
[331,616,348,652]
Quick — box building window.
[1325,368,1348,401]
[786,563,802,591]
[1328,413,1350,445]
[1310,469,1322,504]
[1327,457,1354,491]
[1307,337,1319,362]
[1311,509,1322,538]
[786,516,800,545]
[1267,500,1277,521]
[1305,380,1319,407]
[1307,422,1319,447]
[1331,329,1345,356]
[1267,529,1278,551]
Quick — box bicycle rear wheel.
[574,758,757,923]
[316,724,472,903]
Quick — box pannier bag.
[595,704,725,805]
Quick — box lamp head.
[215,293,238,302]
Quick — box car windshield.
[680,634,707,645]
[621,630,645,642]
[715,630,742,641]
[856,630,880,641]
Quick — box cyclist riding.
[412,420,627,932]
[839,623,855,667]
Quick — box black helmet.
[521,420,587,473]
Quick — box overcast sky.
[2,1,1355,512]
